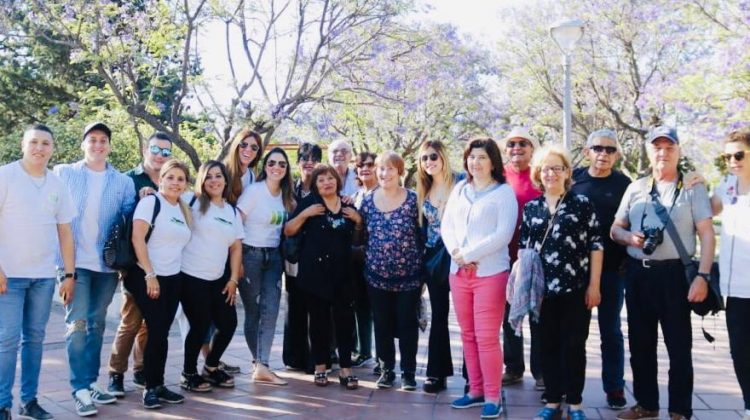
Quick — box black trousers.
[352,258,373,357]
[305,291,355,369]
[282,276,310,370]
[727,297,750,410]
[368,286,420,373]
[503,301,542,378]
[540,289,591,405]
[625,258,693,417]
[425,268,453,378]
[180,272,238,374]
[124,266,182,388]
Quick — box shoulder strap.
[538,193,567,251]
[648,185,692,265]
[144,194,161,243]
[189,195,197,207]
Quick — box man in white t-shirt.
[54,122,136,417]
[327,139,358,197]
[0,124,76,420]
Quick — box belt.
[630,257,681,268]
[242,244,276,252]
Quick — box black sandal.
[423,377,446,393]
[314,371,329,387]
[180,372,213,393]
[338,375,359,390]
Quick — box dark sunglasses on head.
[266,159,288,169]
[591,145,618,155]
[149,145,172,158]
[722,150,746,162]
[420,153,439,162]
[298,154,320,163]
[356,161,374,168]
[239,141,260,152]
[506,140,530,148]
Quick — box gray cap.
[646,126,679,144]
[82,122,112,141]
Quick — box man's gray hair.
[586,128,622,153]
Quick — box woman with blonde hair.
[415,140,458,393]
[225,128,263,205]
[125,159,192,409]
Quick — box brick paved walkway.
[8,284,744,419]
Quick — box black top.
[294,194,356,301]
[519,194,603,296]
[571,167,631,271]
[124,164,157,202]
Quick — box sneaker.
[451,394,485,409]
[155,385,184,404]
[217,361,240,374]
[533,406,562,420]
[203,366,235,388]
[501,371,523,386]
[481,402,503,419]
[0,407,10,420]
[616,405,659,420]
[133,370,146,389]
[89,383,116,405]
[351,354,372,367]
[180,372,213,393]
[568,408,587,420]
[535,377,546,391]
[372,364,382,376]
[401,373,417,391]
[669,414,688,420]
[607,390,628,410]
[107,373,125,398]
[72,389,98,417]
[142,388,161,409]
[422,377,447,394]
[18,398,53,420]
[376,369,396,389]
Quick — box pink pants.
[450,268,508,401]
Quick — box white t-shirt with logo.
[715,175,750,298]
[181,200,244,280]
[237,181,286,248]
[133,193,191,276]
[76,168,106,271]
[0,161,76,278]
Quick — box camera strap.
[647,175,692,266]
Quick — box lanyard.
[640,174,683,229]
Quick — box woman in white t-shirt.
[236,147,296,386]
[225,128,262,206]
[178,161,244,393]
[124,159,192,409]
[710,129,750,420]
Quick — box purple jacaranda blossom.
[48,106,59,115]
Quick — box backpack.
[103,194,161,270]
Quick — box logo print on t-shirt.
[170,217,186,226]
[269,210,286,225]
[214,216,233,226]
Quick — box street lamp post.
[550,19,584,150]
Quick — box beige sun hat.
[501,127,541,150]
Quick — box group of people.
[0,121,747,420]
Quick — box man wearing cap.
[327,139,359,197]
[571,129,631,410]
[0,124,76,420]
[54,122,136,417]
[611,126,714,420]
[497,127,544,391]
[107,132,173,396]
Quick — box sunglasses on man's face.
[722,150,746,162]
[590,145,618,155]
[357,161,375,169]
[266,159,288,169]
[420,153,439,163]
[239,141,260,152]
[506,140,530,149]
[149,145,172,158]
[298,154,320,163]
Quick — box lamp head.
[550,19,585,55]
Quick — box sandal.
[338,375,359,390]
[314,371,329,387]
[202,366,235,388]
[180,372,213,393]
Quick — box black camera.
[641,226,664,255]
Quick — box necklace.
[20,162,47,190]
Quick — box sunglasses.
[149,145,172,158]
[506,140,530,148]
[591,145,618,155]
[420,153,439,162]
[266,159,288,169]
[298,154,321,163]
[239,141,260,152]
[356,161,375,168]
[722,151,746,162]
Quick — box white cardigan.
[441,179,518,277]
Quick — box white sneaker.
[73,389,98,417]
[89,383,116,405]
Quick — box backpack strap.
[144,193,161,243]
[189,195,197,207]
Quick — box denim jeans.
[598,270,625,393]
[0,277,56,409]
[66,269,119,392]
[238,246,282,366]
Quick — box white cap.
[501,127,541,150]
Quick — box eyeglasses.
[331,148,350,155]
[541,165,566,174]
[356,161,374,168]
[298,154,320,163]
[239,142,260,152]
[722,151,746,162]
[149,145,172,158]
[506,140,530,149]
[591,145,618,155]
[266,159,288,169]
[420,153,439,162]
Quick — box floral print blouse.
[519,193,603,296]
[361,189,423,291]
[422,199,442,248]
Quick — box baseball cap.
[646,126,679,144]
[82,122,112,141]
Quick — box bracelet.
[227,278,239,286]
[144,272,157,280]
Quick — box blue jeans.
[65,269,119,392]
[598,270,625,393]
[238,246,282,366]
[0,278,56,409]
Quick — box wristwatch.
[696,272,711,282]
[58,272,77,283]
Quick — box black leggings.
[180,272,238,374]
[305,291,355,369]
[368,286,420,373]
[727,297,750,410]
[124,266,182,388]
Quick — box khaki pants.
[108,287,148,374]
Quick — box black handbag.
[424,238,450,282]
[282,234,301,264]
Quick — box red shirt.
[504,164,542,263]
